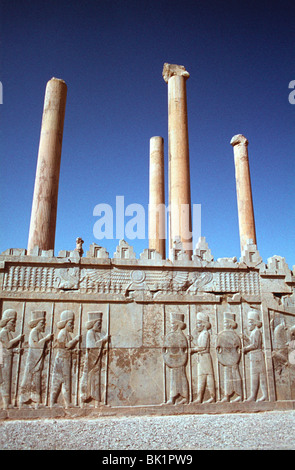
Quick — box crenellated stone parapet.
[0,239,294,419]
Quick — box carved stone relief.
[0,246,294,417]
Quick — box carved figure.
[271,317,289,374]
[288,325,295,365]
[75,237,84,256]
[243,310,268,402]
[19,311,52,408]
[50,310,80,408]
[190,312,215,403]
[162,313,189,405]
[216,312,243,402]
[80,312,110,406]
[0,310,24,409]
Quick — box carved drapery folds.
[0,239,294,416]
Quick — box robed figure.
[0,309,23,409]
[20,311,52,408]
[162,312,189,405]
[80,311,110,406]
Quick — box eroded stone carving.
[216,312,243,402]
[243,310,267,402]
[75,237,84,257]
[162,313,189,405]
[0,309,24,409]
[19,311,53,408]
[80,311,110,407]
[162,63,190,83]
[113,239,136,260]
[0,244,294,416]
[54,267,80,290]
[192,237,214,266]
[190,312,215,403]
[50,310,80,408]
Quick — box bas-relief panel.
[0,297,295,414]
[269,309,295,401]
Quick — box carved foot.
[246,396,255,402]
[178,398,188,405]
[204,397,215,404]
[257,396,267,402]
[220,396,230,403]
[231,396,242,403]
[193,398,202,404]
[165,399,175,405]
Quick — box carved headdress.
[0,309,17,328]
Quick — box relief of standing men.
[0,309,24,409]
[243,310,267,402]
[50,310,80,408]
[162,313,189,405]
[19,311,52,408]
[80,311,110,407]
[190,312,215,404]
[216,312,243,403]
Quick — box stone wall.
[0,238,294,419]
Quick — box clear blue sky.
[0,0,294,267]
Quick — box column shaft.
[27,78,67,254]
[149,136,166,258]
[163,63,192,257]
[231,134,257,253]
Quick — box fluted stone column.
[148,136,166,258]
[28,78,67,254]
[162,63,192,257]
[231,134,257,253]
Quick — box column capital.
[162,63,190,83]
[230,134,248,147]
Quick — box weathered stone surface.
[27,78,67,255]
[231,135,257,254]
[163,63,192,256]
[0,243,294,418]
[149,136,166,259]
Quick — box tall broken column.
[27,78,67,254]
[148,136,166,258]
[162,63,192,257]
[230,134,257,253]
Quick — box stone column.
[231,134,257,253]
[162,63,192,257]
[148,136,166,258]
[27,78,67,254]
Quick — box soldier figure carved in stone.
[0,309,24,409]
[80,311,110,407]
[216,312,243,403]
[190,312,215,404]
[162,313,189,405]
[243,310,268,402]
[20,311,52,408]
[50,310,81,408]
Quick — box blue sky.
[0,0,294,267]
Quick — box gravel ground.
[0,410,294,450]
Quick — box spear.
[14,302,26,407]
[75,304,83,406]
[163,304,167,404]
[215,304,221,402]
[104,303,110,405]
[45,303,55,406]
[188,304,193,403]
[240,303,247,401]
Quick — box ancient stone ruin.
[0,64,294,419]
